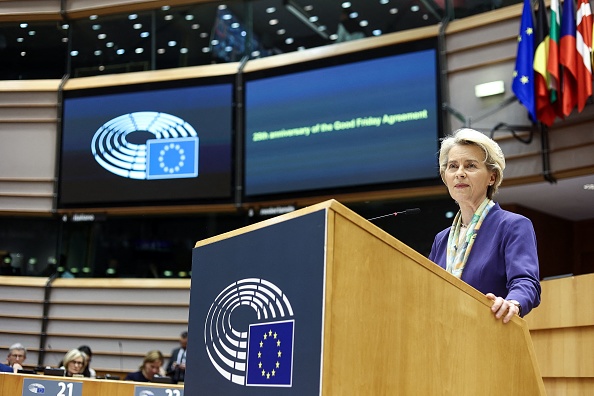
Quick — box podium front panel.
[186,210,327,395]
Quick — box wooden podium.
[185,200,546,395]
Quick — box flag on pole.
[512,0,537,122]
[576,0,593,112]
[547,0,561,106]
[560,0,578,116]
[534,0,557,125]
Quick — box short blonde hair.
[439,128,506,199]
[139,350,163,369]
[62,349,87,370]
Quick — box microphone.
[367,208,421,221]
[118,341,123,371]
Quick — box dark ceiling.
[0,0,517,80]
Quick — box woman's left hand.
[486,293,520,324]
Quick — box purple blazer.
[429,203,541,316]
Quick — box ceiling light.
[164,15,173,21]
[89,15,98,20]
[390,8,398,14]
[28,31,36,36]
[161,6,170,11]
[106,42,114,47]
[133,23,142,29]
[140,32,149,38]
[20,51,26,56]
[411,5,420,12]
[329,33,338,40]
[70,50,79,56]
[180,48,188,54]
[92,24,101,30]
[128,14,138,20]
[269,19,279,25]
[372,29,382,36]
[200,32,208,38]
[474,81,505,98]
[218,4,227,10]
[266,7,276,13]
[191,24,199,29]
[116,49,125,55]
[277,28,286,35]
[168,40,177,47]
[380,0,389,4]
[359,20,368,27]
[211,39,219,45]
[252,50,261,57]
[98,33,107,39]
[304,5,313,11]
[185,15,194,21]
[349,12,358,18]
[157,48,165,54]
[584,184,594,190]
[222,14,232,20]
[20,23,28,28]
[309,16,319,22]
[94,50,102,56]
[285,37,294,44]
[231,22,240,28]
[62,38,68,43]
[202,47,211,53]
[342,2,352,8]
[16,37,24,42]
[61,24,69,29]
[135,48,143,54]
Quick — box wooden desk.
[0,372,184,396]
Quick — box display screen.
[244,40,441,199]
[59,79,234,208]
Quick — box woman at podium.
[429,128,541,323]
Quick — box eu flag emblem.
[146,136,199,179]
[246,320,294,387]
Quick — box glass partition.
[0,0,521,80]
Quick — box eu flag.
[146,137,199,180]
[246,320,294,387]
[512,0,537,123]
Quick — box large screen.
[59,78,234,208]
[244,40,441,199]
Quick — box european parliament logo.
[204,278,295,387]
[91,111,200,180]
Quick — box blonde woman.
[429,128,541,323]
[60,349,87,377]
[124,350,164,382]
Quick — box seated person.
[6,343,27,368]
[124,350,164,382]
[78,345,96,378]
[60,349,87,377]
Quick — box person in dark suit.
[165,330,188,383]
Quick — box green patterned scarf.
[446,197,495,278]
